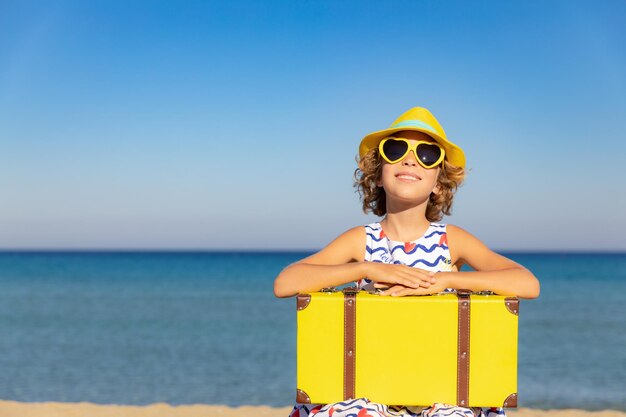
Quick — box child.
[274,107,540,417]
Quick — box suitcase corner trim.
[503,392,518,408]
[297,294,311,310]
[504,297,519,316]
[296,388,311,403]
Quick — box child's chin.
[394,194,429,204]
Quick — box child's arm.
[274,226,438,298]
[444,225,540,298]
[377,225,540,299]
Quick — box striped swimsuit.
[357,222,454,292]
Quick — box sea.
[0,251,624,411]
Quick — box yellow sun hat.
[358,107,466,168]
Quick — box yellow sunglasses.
[379,137,446,169]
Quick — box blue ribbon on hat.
[391,120,436,133]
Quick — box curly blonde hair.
[354,148,466,222]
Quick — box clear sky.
[1,0,625,251]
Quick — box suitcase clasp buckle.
[342,286,359,295]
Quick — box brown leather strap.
[343,287,357,400]
[457,289,471,407]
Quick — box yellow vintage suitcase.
[296,288,519,408]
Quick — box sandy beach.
[0,402,624,417]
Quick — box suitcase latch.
[342,286,359,295]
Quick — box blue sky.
[1,0,625,251]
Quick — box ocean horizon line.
[0,248,625,255]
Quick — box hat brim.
[359,126,466,168]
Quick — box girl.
[274,107,540,417]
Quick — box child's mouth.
[396,173,421,182]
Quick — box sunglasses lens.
[381,139,408,162]
[416,143,443,167]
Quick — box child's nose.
[401,149,419,167]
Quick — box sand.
[0,402,288,417]
[0,401,624,417]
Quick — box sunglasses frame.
[378,137,446,169]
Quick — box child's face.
[377,130,441,204]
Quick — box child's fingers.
[398,268,436,288]
[394,277,424,289]
[392,276,429,289]
[380,285,406,296]
[390,287,416,297]
[385,286,424,297]
[367,264,436,289]
[370,270,421,288]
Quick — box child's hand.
[364,262,437,289]
[378,273,451,296]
